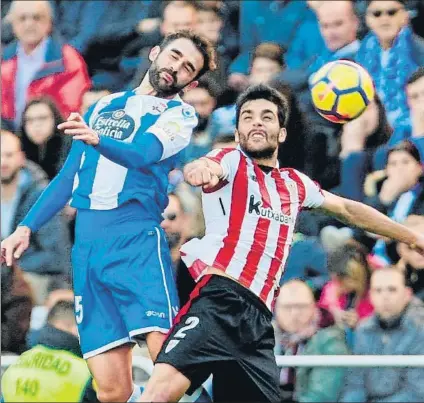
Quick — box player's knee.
[96,383,133,403]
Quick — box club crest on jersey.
[248,195,294,225]
[93,110,135,141]
[182,106,195,119]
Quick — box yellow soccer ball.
[310,60,375,124]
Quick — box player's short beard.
[243,146,276,160]
[148,61,185,97]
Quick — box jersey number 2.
[174,316,199,339]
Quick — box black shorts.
[155,275,281,402]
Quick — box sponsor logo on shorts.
[146,310,166,318]
[93,110,135,141]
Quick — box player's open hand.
[1,226,31,266]
[184,161,220,189]
[58,113,100,146]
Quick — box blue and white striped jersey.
[20,90,198,232]
[69,90,197,212]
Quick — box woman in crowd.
[19,97,71,180]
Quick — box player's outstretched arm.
[0,141,84,266]
[318,190,424,252]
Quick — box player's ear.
[182,81,198,93]
[234,129,240,143]
[278,128,287,143]
[149,46,161,62]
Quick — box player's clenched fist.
[184,159,220,189]
[57,113,100,146]
[1,226,31,266]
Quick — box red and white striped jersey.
[180,147,325,311]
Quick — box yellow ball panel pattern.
[311,81,338,112]
[336,92,367,120]
[328,64,359,90]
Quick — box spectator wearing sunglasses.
[356,0,424,133]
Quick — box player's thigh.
[71,241,130,359]
[87,344,134,396]
[141,363,191,402]
[109,227,179,337]
[213,358,281,403]
[155,282,231,392]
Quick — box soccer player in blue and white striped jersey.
[1,31,216,402]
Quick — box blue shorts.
[72,204,179,359]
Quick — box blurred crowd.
[1,0,424,402]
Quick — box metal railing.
[3,355,424,372]
[275,355,424,367]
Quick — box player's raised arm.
[318,190,424,252]
[1,140,85,266]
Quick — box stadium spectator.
[28,286,74,347]
[274,280,348,402]
[1,130,71,304]
[329,94,392,201]
[1,261,33,355]
[228,0,324,90]
[356,141,424,266]
[1,0,91,130]
[54,1,107,56]
[209,42,285,140]
[193,3,232,92]
[374,67,424,168]
[1,300,99,402]
[319,244,374,332]
[181,77,219,165]
[341,267,424,403]
[19,97,71,180]
[356,0,424,130]
[81,0,153,91]
[397,215,424,300]
[282,234,329,294]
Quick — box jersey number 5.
[75,296,83,324]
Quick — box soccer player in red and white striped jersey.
[140,84,424,403]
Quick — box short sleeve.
[296,171,325,209]
[147,104,198,161]
[205,148,241,182]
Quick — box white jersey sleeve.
[296,170,325,209]
[147,103,198,161]
[205,148,242,183]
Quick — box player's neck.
[252,153,279,170]
[253,159,277,169]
